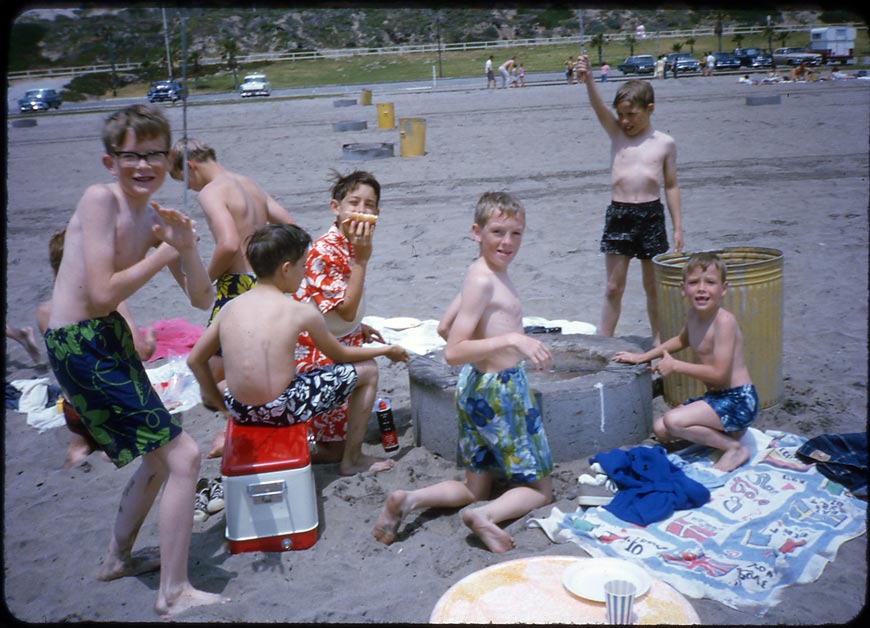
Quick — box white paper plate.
[562,558,652,602]
[382,316,422,331]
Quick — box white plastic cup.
[604,579,636,625]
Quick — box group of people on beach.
[34,50,759,617]
[486,54,525,88]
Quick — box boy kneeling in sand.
[613,252,759,472]
[374,192,554,553]
[187,223,407,442]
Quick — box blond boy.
[42,104,224,617]
[169,137,295,456]
[187,224,408,450]
[613,252,758,472]
[577,55,683,344]
[374,192,553,553]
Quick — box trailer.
[810,27,857,65]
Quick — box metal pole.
[179,10,189,213]
[162,7,173,80]
[578,8,585,54]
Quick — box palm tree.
[685,36,696,55]
[776,31,789,48]
[732,33,744,49]
[713,11,726,52]
[762,24,776,54]
[590,33,605,66]
[625,35,636,56]
[671,42,683,53]
[188,50,201,90]
[220,38,240,91]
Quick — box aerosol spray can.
[375,397,399,452]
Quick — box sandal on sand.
[194,478,210,522]
[206,477,225,514]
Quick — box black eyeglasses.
[113,151,169,167]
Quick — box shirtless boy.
[169,137,296,456]
[186,224,408,460]
[576,55,683,344]
[613,252,758,472]
[374,192,554,553]
[42,104,225,617]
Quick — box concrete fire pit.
[409,334,652,463]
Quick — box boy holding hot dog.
[294,170,393,475]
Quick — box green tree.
[625,35,636,56]
[776,31,789,48]
[713,11,725,52]
[685,36,696,55]
[762,24,776,53]
[671,42,683,53]
[589,33,605,66]
[220,38,240,90]
[732,33,744,49]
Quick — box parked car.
[239,73,271,98]
[712,52,741,71]
[18,88,62,112]
[665,53,700,74]
[733,47,773,68]
[617,55,656,75]
[147,79,187,103]
[773,47,823,66]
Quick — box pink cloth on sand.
[144,318,205,362]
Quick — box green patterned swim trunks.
[456,362,553,483]
[44,311,182,468]
[208,272,257,326]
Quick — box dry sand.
[4,75,868,623]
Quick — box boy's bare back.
[199,172,287,275]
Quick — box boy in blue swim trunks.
[374,192,554,554]
[186,223,408,476]
[613,252,758,472]
[577,56,683,344]
[42,104,224,617]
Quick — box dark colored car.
[712,52,741,71]
[733,47,773,68]
[617,55,656,75]
[665,53,700,74]
[147,79,188,103]
[18,88,62,112]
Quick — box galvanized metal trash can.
[653,247,784,409]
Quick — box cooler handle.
[247,480,286,503]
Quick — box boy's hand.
[654,349,677,376]
[384,344,409,363]
[151,201,198,252]
[576,55,590,82]
[613,351,644,364]
[345,218,375,262]
[514,333,554,371]
[360,323,384,344]
[201,390,227,414]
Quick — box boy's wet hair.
[245,223,312,278]
[613,79,655,109]
[49,229,66,275]
[102,104,171,154]
[682,251,728,283]
[169,137,216,176]
[330,169,380,206]
[474,191,525,227]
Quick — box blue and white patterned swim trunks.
[685,384,759,432]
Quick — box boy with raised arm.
[576,55,683,344]
[42,104,225,617]
[374,192,554,553]
[613,252,758,472]
[169,137,296,457]
[187,223,407,445]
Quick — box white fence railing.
[7,23,864,81]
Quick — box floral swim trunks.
[456,363,553,483]
[208,272,257,326]
[600,199,669,260]
[685,384,760,432]
[44,311,182,468]
[224,363,358,427]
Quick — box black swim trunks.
[600,199,669,260]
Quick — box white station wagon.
[240,73,271,97]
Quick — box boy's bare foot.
[461,509,516,553]
[206,429,225,459]
[373,490,410,545]
[10,326,41,364]
[155,584,229,618]
[96,547,161,581]
[339,453,395,476]
[63,435,96,468]
[713,445,750,472]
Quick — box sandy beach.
[4,75,868,623]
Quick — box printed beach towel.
[530,428,867,615]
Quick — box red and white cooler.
[220,419,318,553]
